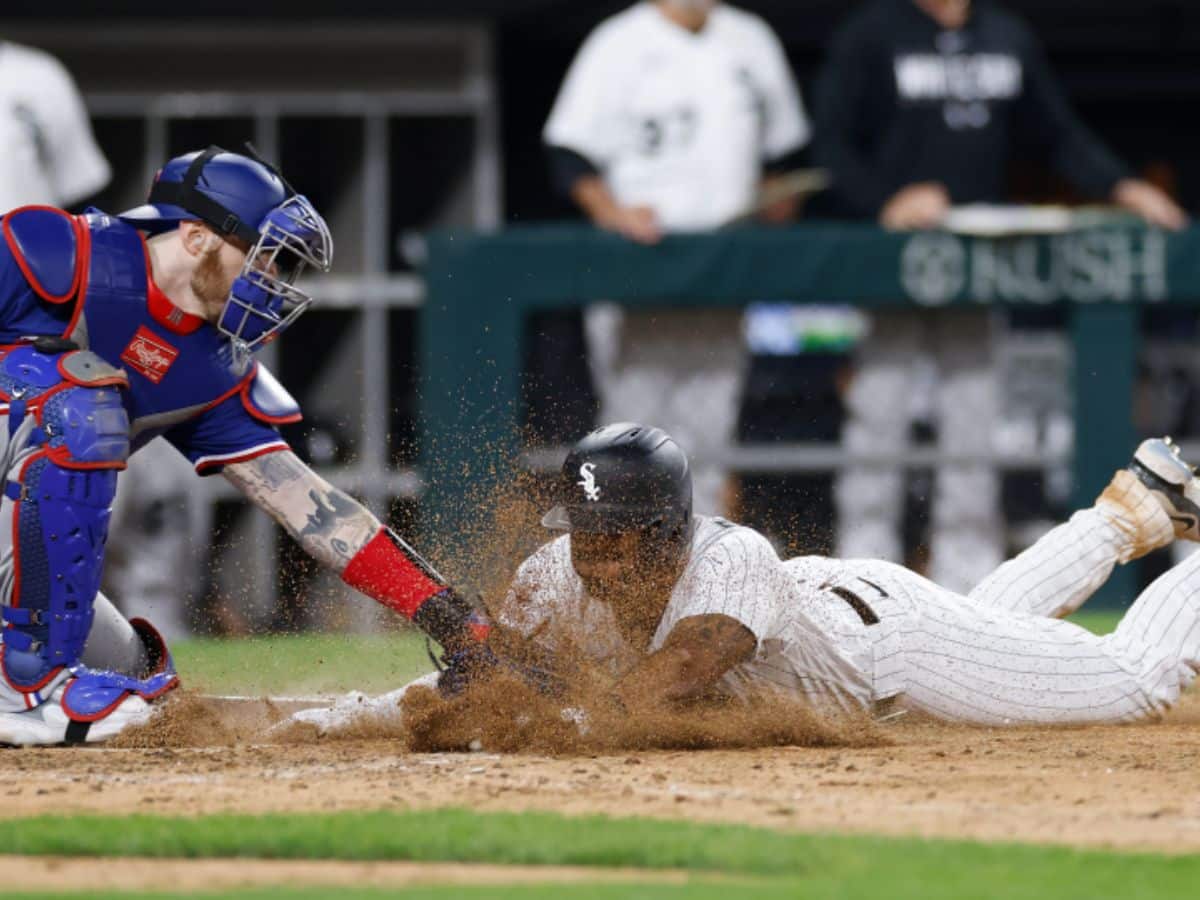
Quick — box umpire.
[814,0,1188,593]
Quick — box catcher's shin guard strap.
[341,528,448,619]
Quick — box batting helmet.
[542,422,693,540]
[120,145,333,368]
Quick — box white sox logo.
[578,462,601,502]
[120,326,179,384]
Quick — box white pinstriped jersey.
[500,516,890,714]
[500,477,1200,725]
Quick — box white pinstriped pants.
[854,491,1200,725]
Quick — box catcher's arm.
[224,449,376,570]
[610,614,756,709]
[223,449,489,654]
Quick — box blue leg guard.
[0,345,131,698]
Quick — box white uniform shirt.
[543,2,810,230]
[499,516,880,714]
[0,42,110,213]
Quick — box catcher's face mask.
[217,194,333,370]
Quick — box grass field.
[5,807,1199,900]
[173,631,435,696]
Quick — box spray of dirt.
[111,664,880,753]
[109,691,287,749]
[140,441,881,756]
[396,670,882,755]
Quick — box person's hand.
[436,641,498,698]
[879,182,951,231]
[598,205,662,245]
[757,174,802,224]
[1112,178,1188,231]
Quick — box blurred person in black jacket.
[815,0,1187,591]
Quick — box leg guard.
[0,616,177,745]
[0,345,129,699]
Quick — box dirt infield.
[2,691,1200,855]
[5,857,692,892]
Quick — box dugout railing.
[422,222,1194,606]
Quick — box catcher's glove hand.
[435,641,499,698]
[432,625,573,699]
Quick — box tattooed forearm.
[252,450,310,490]
[224,451,379,572]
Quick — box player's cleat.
[1096,469,1175,561]
[1129,437,1200,542]
[0,619,178,746]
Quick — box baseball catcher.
[0,147,491,745]
[298,422,1200,731]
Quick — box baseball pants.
[857,479,1200,724]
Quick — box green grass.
[172,610,1126,696]
[2,809,1197,900]
[172,631,433,695]
[1067,609,1122,635]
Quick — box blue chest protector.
[0,207,300,711]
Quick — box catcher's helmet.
[542,422,692,540]
[120,145,333,369]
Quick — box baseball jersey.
[543,2,810,230]
[0,206,297,474]
[0,42,110,212]
[499,516,884,714]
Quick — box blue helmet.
[120,146,333,368]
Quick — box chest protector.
[2,206,298,449]
[0,207,262,709]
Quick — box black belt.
[823,577,887,626]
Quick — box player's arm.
[546,144,659,245]
[611,614,756,709]
[542,22,660,245]
[222,449,488,654]
[568,172,661,245]
[1015,27,1185,230]
[811,14,902,218]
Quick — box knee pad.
[0,346,129,692]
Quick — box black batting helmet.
[542,422,693,539]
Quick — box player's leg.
[81,592,150,674]
[858,559,1196,725]
[586,307,745,516]
[0,346,178,745]
[967,439,1194,617]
